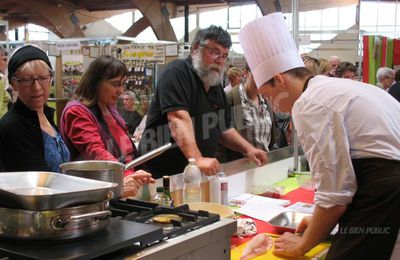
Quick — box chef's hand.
[195,156,221,176]
[245,147,267,166]
[123,170,155,197]
[273,232,305,257]
[296,215,312,234]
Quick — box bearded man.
[138,25,266,178]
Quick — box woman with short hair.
[0,45,70,172]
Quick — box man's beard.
[192,51,224,87]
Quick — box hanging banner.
[56,41,81,51]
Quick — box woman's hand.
[123,170,155,197]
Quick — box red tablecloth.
[231,188,314,247]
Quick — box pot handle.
[53,210,111,229]
[124,142,172,170]
[69,210,111,221]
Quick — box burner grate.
[110,199,220,239]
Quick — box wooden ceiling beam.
[10,0,84,38]
[131,0,177,42]
[256,0,358,14]
[122,16,150,39]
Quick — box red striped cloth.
[363,35,370,83]
[394,39,400,66]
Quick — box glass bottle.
[163,175,174,207]
[153,187,170,207]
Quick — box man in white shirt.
[240,13,400,260]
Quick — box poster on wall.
[62,54,83,99]
[116,43,166,105]
[119,44,165,64]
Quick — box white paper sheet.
[234,202,292,222]
[230,193,290,207]
[231,193,292,222]
[286,202,315,214]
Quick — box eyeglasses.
[108,79,128,88]
[12,74,53,88]
[203,46,229,61]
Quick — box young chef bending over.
[239,13,400,260]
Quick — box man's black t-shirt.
[138,57,231,177]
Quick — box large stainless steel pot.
[60,160,125,198]
[0,202,110,241]
[60,143,172,198]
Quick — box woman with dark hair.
[60,55,154,197]
[335,61,357,80]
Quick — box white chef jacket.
[293,75,400,208]
[293,76,400,259]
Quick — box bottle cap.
[156,187,164,192]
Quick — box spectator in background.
[119,90,142,136]
[388,69,400,102]
[224,66,244,92]
[328,55,340,77]
[133,98,150,142]
[0,45,70,172]
[318,58,331,76]
[395,68,400,83]
[60,55,154,197]
[376,67,395,91]
[335,61,357,80]
[302,56,320,76]
[0,46,11,117]
[225,66,276,161]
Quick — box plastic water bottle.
[209,171,228,205]
[183,158,202,203]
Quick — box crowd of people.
[0,14,399,259]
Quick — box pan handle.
[69,210,111,221]
[53,210,111,229]
[124,142,172,171]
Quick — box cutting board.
[231,233,330,260]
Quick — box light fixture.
[69,12,80,27]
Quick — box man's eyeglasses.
[12,74,53,88]
[203,46,229,61]
[108,80,128,88]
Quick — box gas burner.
[110,199,220,239]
